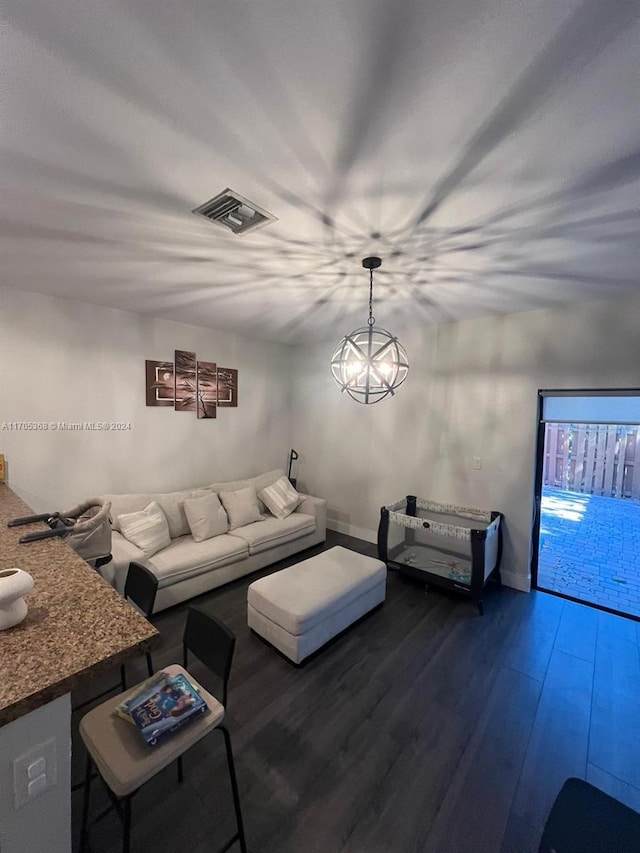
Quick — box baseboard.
[327,519,377,545]
[500,569,531,593]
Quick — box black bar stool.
[78,607,246,853]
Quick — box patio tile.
[537,488,640,619]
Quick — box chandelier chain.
[367,266,375,327]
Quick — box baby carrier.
[8,497,112,568]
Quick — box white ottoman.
[247,546,386,663]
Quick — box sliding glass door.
[532,390,640,620]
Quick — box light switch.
[472,456,482,470]
[27,757,46,780]
[27,775,47,798]
[13,738,57,809]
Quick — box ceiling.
[2,0,639,345]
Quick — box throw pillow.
[184,492,229,542]
[118,501,171,557]
[218,485,262,531]
[156,489,211,539]
[258,476,302,520]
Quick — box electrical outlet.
[13,738,57,809]
[472,456,482,470]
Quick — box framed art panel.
[197,361,217,419]
[217,367,238,407]
[146,360,175,407]
[175,350,197,412]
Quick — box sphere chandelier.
[330,257,409,404]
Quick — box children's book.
[116,671,208,746]
[113,672,168,726]
[113,671,203,726]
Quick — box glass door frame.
[531,387,640,622]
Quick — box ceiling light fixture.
[330,257,409,404]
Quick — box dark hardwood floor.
[71,531,640,852]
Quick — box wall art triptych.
[145,350,238,420]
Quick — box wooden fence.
[543,423,640,500]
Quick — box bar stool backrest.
[183,606,236,708]
[124,562,158,618]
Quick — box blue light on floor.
[537,487,640,618]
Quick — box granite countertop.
[0,484,159,725]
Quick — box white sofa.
[98,469,326,613]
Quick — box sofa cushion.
[231,512,315,555]
[208,469,283,496]
[118,501,171,558]
[258,476,302,520]
[184,492,229,542]
[219,486,263,531]
[105,489,210,535]
[105,493,155,532]
[156,489,212,538]
[146,534,249,588]
[209,469,284,513]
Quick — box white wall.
[292,294,640,591]
[0,288,294,511]
[3,286,639,591]
[0,695,71,853]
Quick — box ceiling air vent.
[192,189,277,236]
